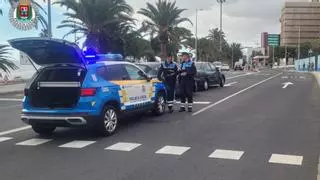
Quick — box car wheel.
[194,81,198,92]
[203,80,209,91]
[96,105,118,136]
[220,77,225,87]
[32,125,56,135]
[152,92,166,116]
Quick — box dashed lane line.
[16,138,52,146]
[0,137,13,142]
[0,98,22,102]
[105,142,142,152]
[209,149,244,160]
[226,72,254,80]
[59,140,96,149]
[155,145,191,155]
[268,153,303,166]
[0,126,31,136]
[192,73,282,116]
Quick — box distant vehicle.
[9,37,167,136]
[193,62,225,91]
[213,61,222,70]
[234,62,243,71]
[221,64,230,71]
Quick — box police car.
[9,38,167,136]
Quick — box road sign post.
[267,34,280,67]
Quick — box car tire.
[152,92,166,116]
[220,77,225,87]
[32,125,56,135]
[193,81,198,92]
[203,80,209,91]
[96,105,119,136]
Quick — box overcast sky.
[0,0,310,57]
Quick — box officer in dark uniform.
[178,52,197,112]
[157,54,178,113]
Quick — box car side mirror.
[216,67,220,71]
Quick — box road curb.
[312,72,320,88]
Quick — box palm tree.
[138,0,192,59]
[55,0,134,54]
[0,45,18,76]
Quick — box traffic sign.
[268,34,280,46]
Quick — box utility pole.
[47,0,52,38]
[298,24,301,60]
[231,45,234,68]
[217,0,226,58]
[195,9,203,62]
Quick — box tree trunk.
[160,42,167,60]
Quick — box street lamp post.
[308,49,312,71]
[217,0,226,55]
[195,9,203,62]
[47,0,52,38]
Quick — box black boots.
[179,107,186,112]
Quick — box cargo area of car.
[28,66,87,109]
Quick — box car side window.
[209,64,216,72]
[124,64,145,80]
[96,64,129,81]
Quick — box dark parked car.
[195,62,226,91]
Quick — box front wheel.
[32,125,56,135]
[203,80,209,91]
[152,92,166,116]
[96,105,119,136]
[220,77,225,87]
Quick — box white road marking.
[209,149,244,160]
[177,101,211,105]
[317,156,320,180]
[16,138,52,146]
[0,104,21,110]
[269,154,303,165]
[226,73,253,80]
[193,73,282,116]
[59,140,96,149]
[0,126,31,136]
[224,82,238,87]
[282,82,294,89]
[300,76,306,79]
[0,98,22,101]
[155,145,190,155]
[105,142,141,151]
[282,76,288,79]
[0,137,13,142]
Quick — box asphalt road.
[0,69,319,180]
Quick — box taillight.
[24,88,29,96]
[81,88,96,97]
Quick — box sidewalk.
[0,83,25,94]
[313,72,320,87]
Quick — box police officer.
[179,52,197,112]
[157,54,178,113]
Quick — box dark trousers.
[165,82,175,107]
[180,79,193,107]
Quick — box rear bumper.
[21,113,99,127]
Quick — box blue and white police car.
[9,37,167,136]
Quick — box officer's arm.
[174,64,179,76]
[157,64,163,81]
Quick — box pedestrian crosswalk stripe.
[209,149,244,160]
[59,140,96,149]
[16,138,52,146]
[155,145,190,155]
[0,137,13,142]
[268,154,303,165]
[105,142,141,152]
